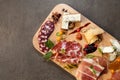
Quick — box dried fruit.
[76,32,82,40]
[52,12,61,23]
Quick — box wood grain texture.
[32,4,117,80]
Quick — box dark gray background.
[0,0,120,80]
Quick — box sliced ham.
[52,40,84,64]
[76,56,107,80]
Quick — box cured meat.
[52,40,84,64]
[38,21,54,53]
[76,56,107,80]
[110,70,120,80]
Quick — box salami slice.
[38,20,55,53]
[52,40,84,64]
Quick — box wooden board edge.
[32,3,118,80]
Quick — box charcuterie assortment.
[33,4,120,80]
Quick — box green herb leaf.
[43,51,53,60]
[60,49,65,54]
[86,54,95,58]
[56,32,61,36]
[64,64,78,69]
[98,48,103,54]
[45,39,54,49]
[113,46,117,51]
[90,65,96,74]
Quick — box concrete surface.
[0,0,120,80]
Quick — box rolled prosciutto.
[76,56,107,80]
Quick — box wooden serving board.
[33,4,116,80]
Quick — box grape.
[83,43,97,54]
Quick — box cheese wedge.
[84,27,104,44]
[89,36,98,44]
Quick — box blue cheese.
[61,13,81,29]
[61,21,69,29]
[62,14,81,22]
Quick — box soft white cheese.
[110,39,120,52]
[109,52,117,61]
[100,46,115,53]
